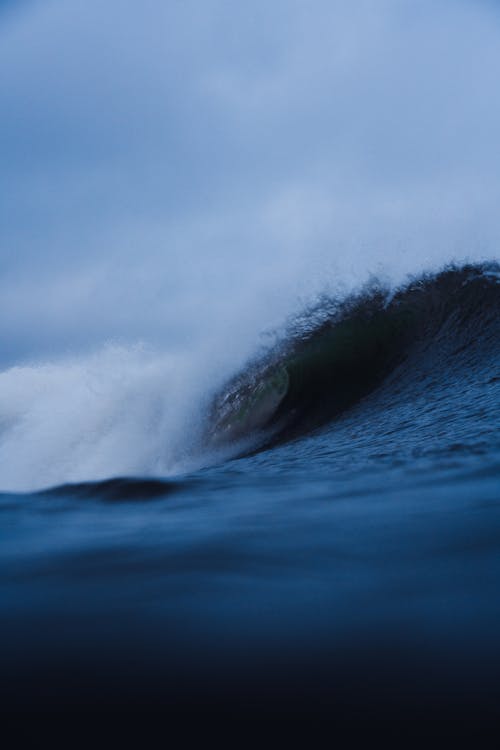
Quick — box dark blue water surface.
[1,266,499,727]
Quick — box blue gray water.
[1,266,499,724]
[2,0,500,729]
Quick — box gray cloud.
[1,0,500,367]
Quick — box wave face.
[208,263,500,452]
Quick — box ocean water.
[2,0,500,729]
[1,264,499,724]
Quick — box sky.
[1,0,500,487]
[1,0,500,365]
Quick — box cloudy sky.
[1,0,500,368]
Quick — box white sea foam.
[0,342,260,491]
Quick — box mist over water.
[1,0,500,490]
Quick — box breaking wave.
[0,262,498,493]
[208,262,500,452]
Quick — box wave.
[0,262,498,494]
[207,262,500,451]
